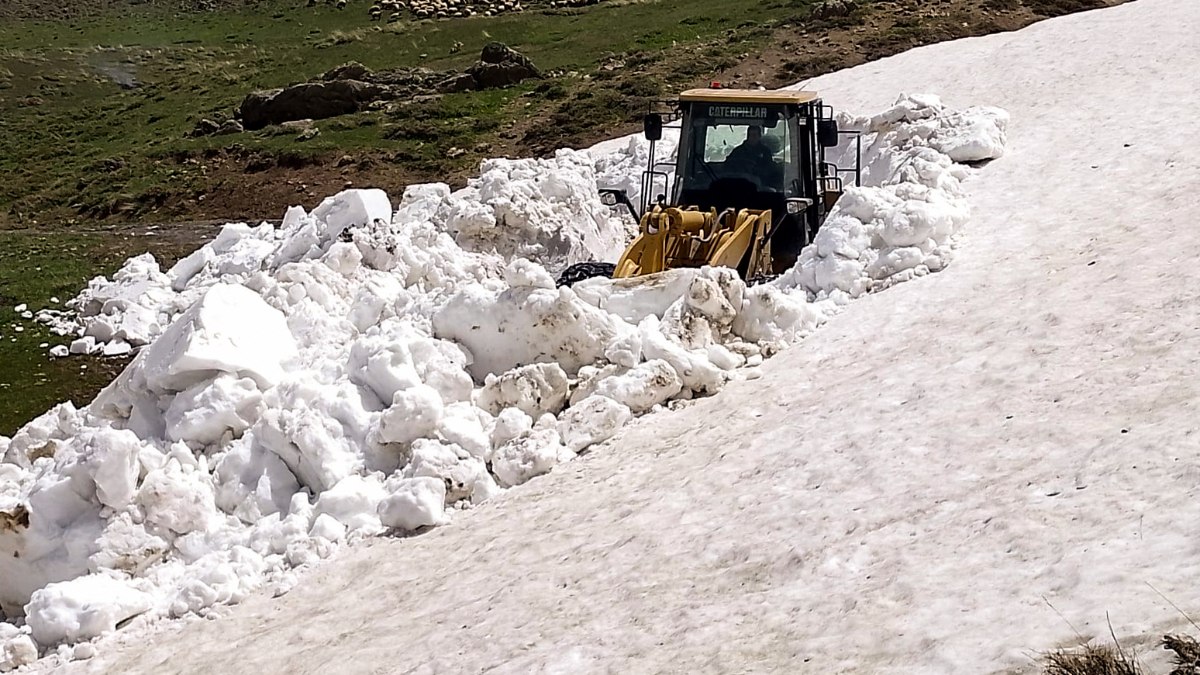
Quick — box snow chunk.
[436,403,492,460]
[477,362,570,417]
[572,269,699,325]
[270,189,392,267]
[733,284,824,349]
[639,317,728,396]
[164,375,264,446]
[588,359,683,413]
[25,575,153,645]
[378,477,447,532]
[433,285,630,379]
[403,439,493,504]
[557,395,632,452]
[87,428,141,510]
[378,384,444,446]
[442,150,633,269]
[142,284,297,393]
[137,459,221,535]
[213,438,300,523]
[66,253,176,346]
[490,407,533,453]
[69,336,99,355]
[254,381,367,493]
[930,105,1010,163]
[348,326,473,408]
[314,474,387,535]
[168,546,268,617]
[492,426,570,488]
[0,623,36,672]
[503,258,556,290]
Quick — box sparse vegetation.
[1043,643,1143,675]
[1164,634,1200,675]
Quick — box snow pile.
[777,94,1009,300]
[0,94,1004,662]
[588,129,681,210]
[442,152,637,268]
[35,151,628,356]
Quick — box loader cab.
[669,89,846,250]
[593,88,861,281]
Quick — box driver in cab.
[724,125,779,188]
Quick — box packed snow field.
[0,85,1007,668]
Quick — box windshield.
[678,108,797,196]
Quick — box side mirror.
[599,188,639,221]
[643,113,663,142]
[785,198,813,215]
[818,119,839,148]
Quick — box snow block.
[25,575,153,646]
[433,285,630,379]
[557,395,632,452]
[378,477,448,531]
[586,359,683,414]
[492,427,570,488]
[0,623,37,672]
[270,189,393,267]
[572,269,700,325]
[142,284,297,393]
[477,362,570,417]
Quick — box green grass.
[0,0,821,224]
[0,231,132,435]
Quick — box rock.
[296,127,321,142]
[279,119,315,131]
[190,118,220,137]
[466,42,540,89]
[811,0,857,19]
[322,61,372,81]
[214,119,244,136]
[436,72,477,94]
[237,80,391,130]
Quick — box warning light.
[710,81,721,88]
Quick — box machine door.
[673,102,801,214]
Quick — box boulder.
[322,61,372,81]
[436,73,477,94]
[238,80,391,130]
[214,119,244,136]
[811,0,857,19]
[189,118,220,137]
[466,42,540,89]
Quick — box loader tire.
[556,262,615,287]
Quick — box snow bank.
[2,94,1004,660]
[776,94,1008,300]
[442,151,637,269]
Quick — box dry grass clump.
[1164,634,1200,675]
[1043,643,1142,675]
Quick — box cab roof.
[679,88,820,105]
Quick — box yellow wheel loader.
[558,88,861,286]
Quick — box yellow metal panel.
[679,89,820,105]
